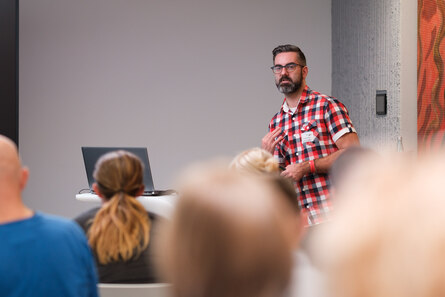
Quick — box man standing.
[262,45,359,225]
[0,135,98,297]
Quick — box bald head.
[0,136,32,222]
[0,135,24,186]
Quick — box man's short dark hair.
[272,44,306,66]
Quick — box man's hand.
[261,129,283,154]
[281,162,310,182]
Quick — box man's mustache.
[279,76,292,83]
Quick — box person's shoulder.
[270,99,286,118]
[33,212,87,239]
[308,88,347,111]
[74,207,101,233]
[270,108,286,126]
[270,109,283,120]
[307,88,338,103]
[74,207,100,223]
[146,211,167,241]
[146,211,165,224]
[36,212,76,227]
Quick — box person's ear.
[302,65,308,80]
[19,167,29,191]
[93,183,106,202]
[135,185,145,197]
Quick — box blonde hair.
[231,148,299,212]
[158,166,293,297]
[88,150,151,264]
[230,148,279,175]
[313,153,445,297]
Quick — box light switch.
[376,90,387,115]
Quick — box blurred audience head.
[0,135,31,223]
[93,150,144,199]
[230,147,279,175]
[231,147,303,244]
[231,147,298,209]
[313,153,445,297]
[329,146,379,198]
[158,164,293,297]
[88,150,150,264]
[0,135,28,194]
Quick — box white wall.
[19,0,332,217]
[331,0,417,152]
[400,0,417,151]
[332,0,401,150]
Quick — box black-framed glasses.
[270,63,304,74]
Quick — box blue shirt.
[0,212,99,297]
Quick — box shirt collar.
[281,85,311,113]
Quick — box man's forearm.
[281,132,360,181]
[313,132,360,174]
[291,151,342,177]
[312,150,344,174]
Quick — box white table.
[76,193,178,218]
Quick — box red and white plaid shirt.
[269,86,356,225]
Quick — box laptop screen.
[81,147,155,193]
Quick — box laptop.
[81,147,171,196]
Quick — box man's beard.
[276,75,301,95]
